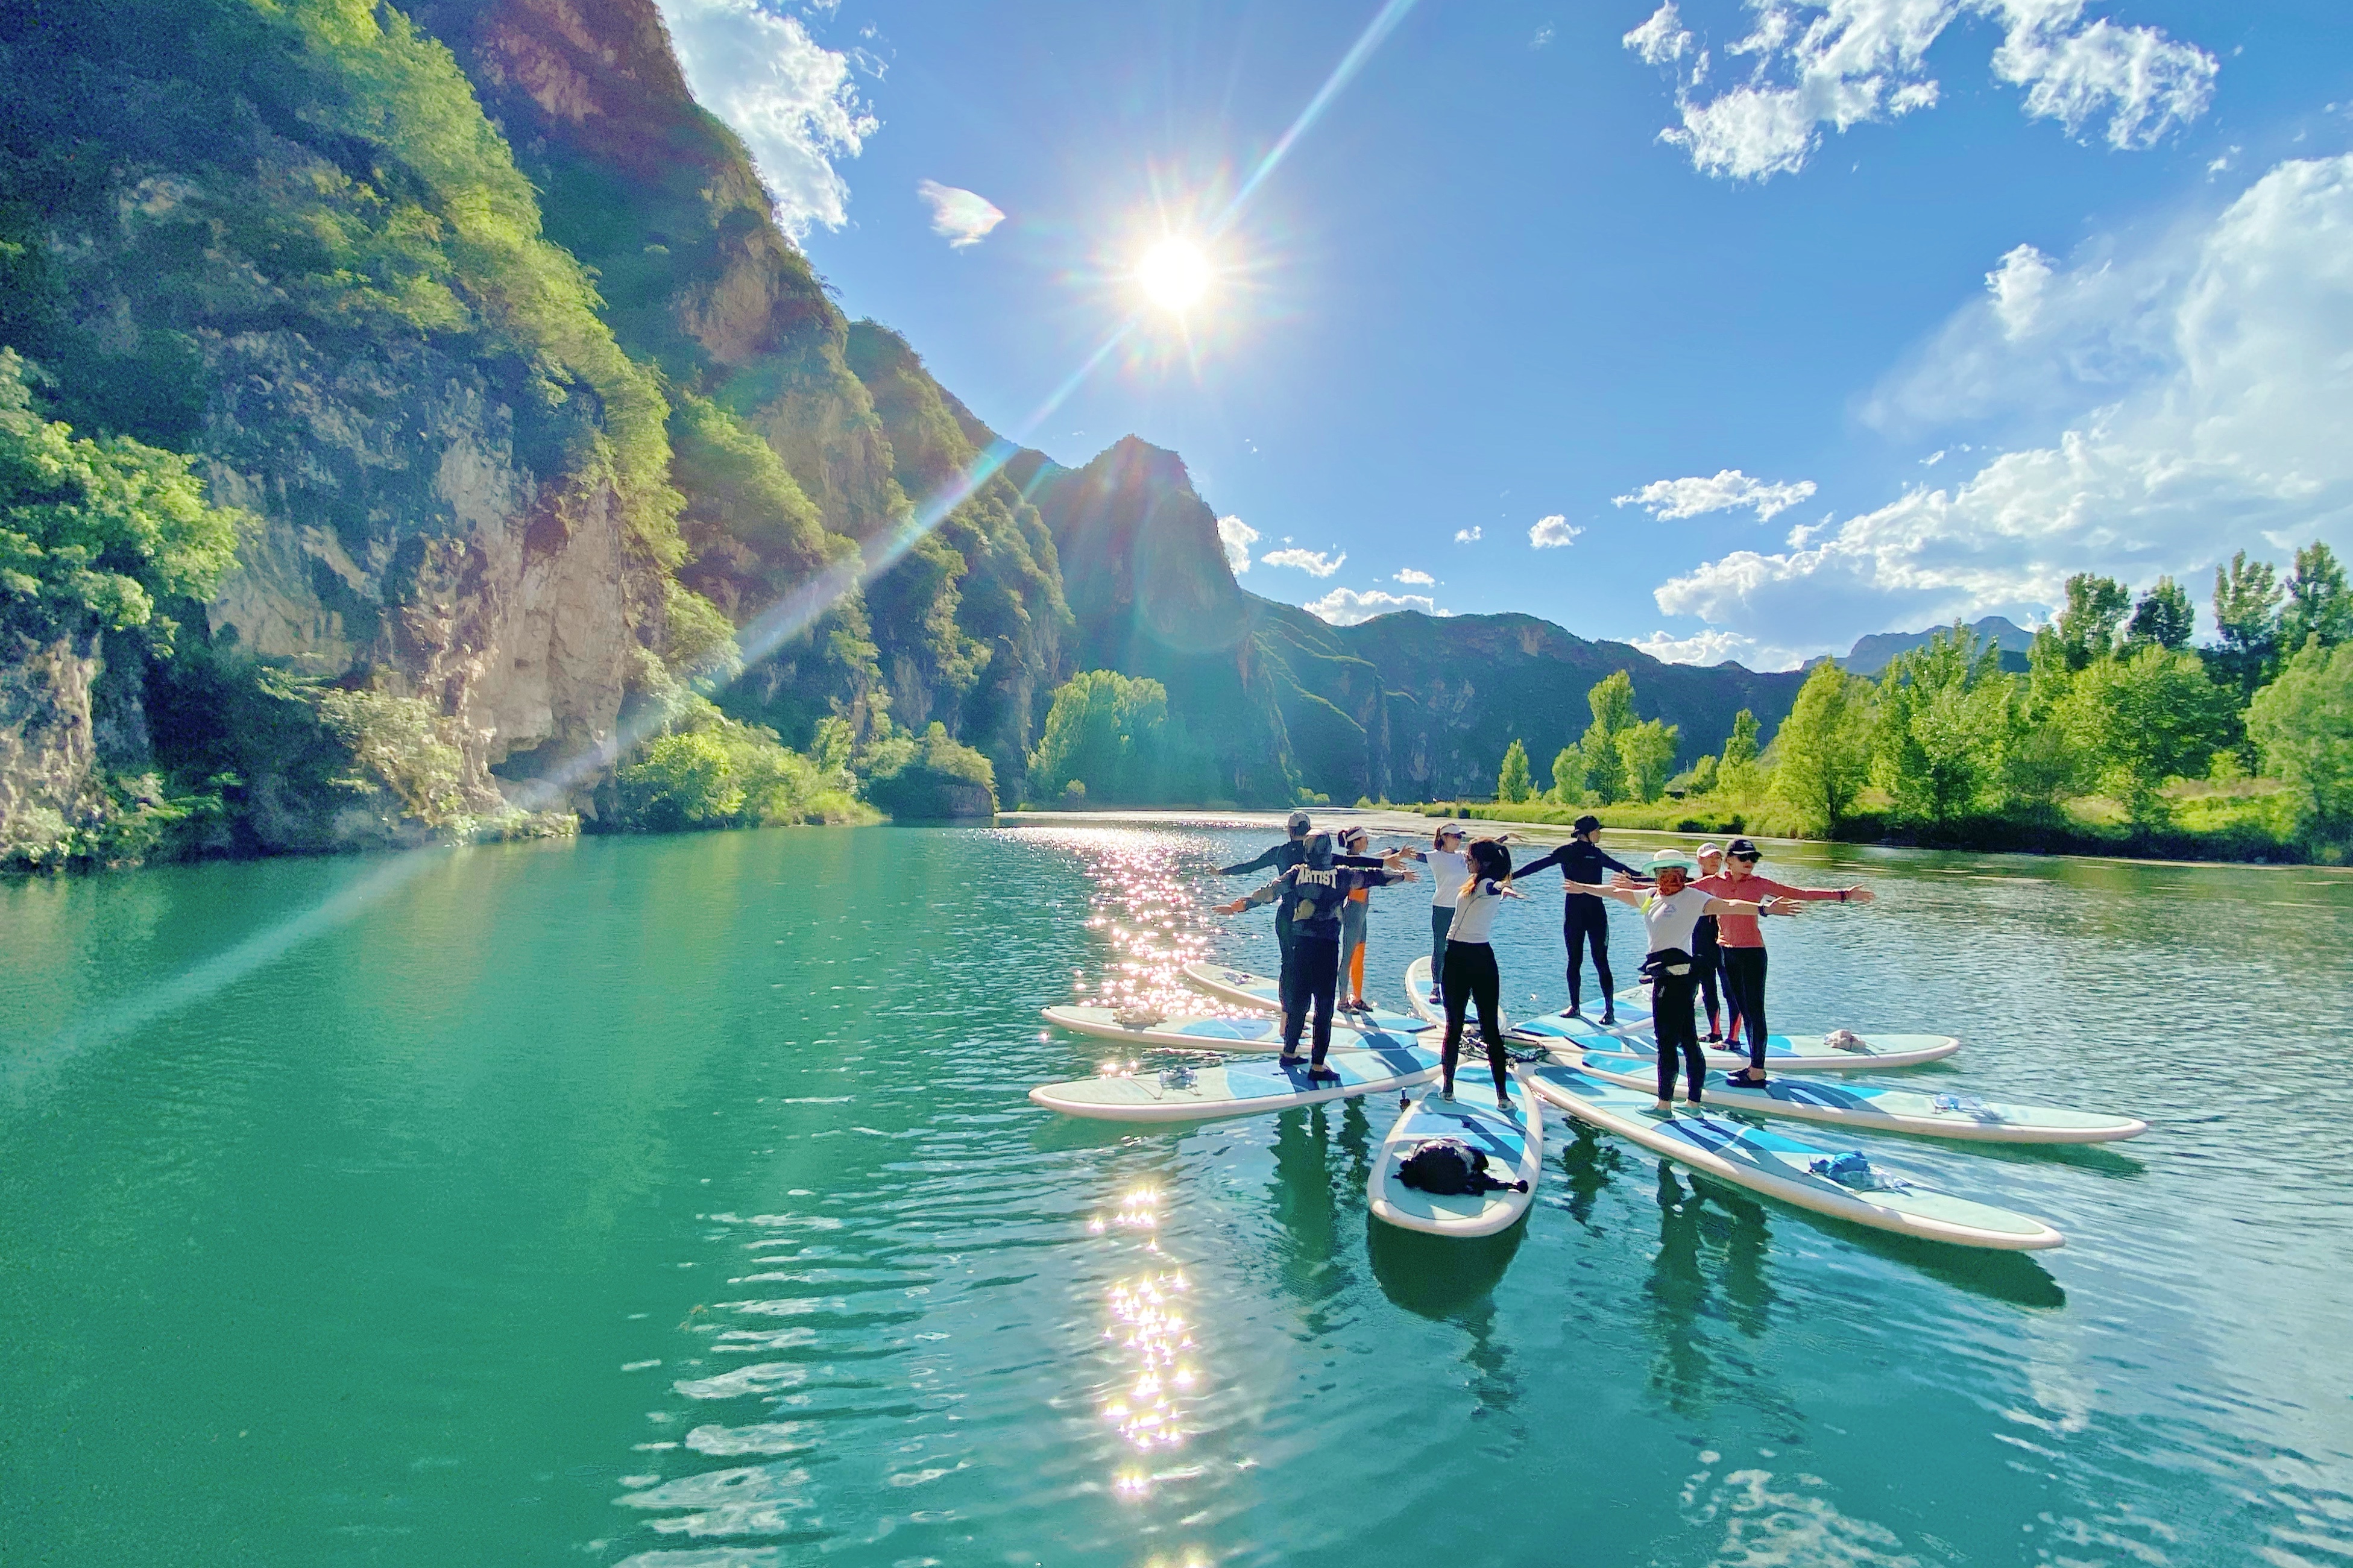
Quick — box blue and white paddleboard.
[1030,1044,1441,1122]
[1183,961,1426,1033]
[1401,957,1513,1031]
[1526,1062,2064,1250]
[1041,1004,1435,1054]
[1572,1051,2145,1144]
[1368,1070,1543,1238]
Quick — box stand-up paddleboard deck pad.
[1572,1053,2144,1144]
[1369,1071,1543,1238]
[1528,1062,2064,1250]
[1030,1044,1441,1122]
[1041,1004,1435,1054]
[1183,962,1426,1033]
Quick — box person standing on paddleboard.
[1596,850,1789,1113]
[1692,842,1728,1043]
[1508,815,1649,1025]
[1692,837,1874,1088]
[1395,825,1511,1008]
[1335,825,1379,1014]
[1217,812,1385,1036]
[1215,834,1417,1076]
[1438,837,1525,1111]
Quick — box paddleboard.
[1182,961,1426,1032]
[1041,1004,1435,1054]
[1368,1069,1543,1238]
[1029,1044,1440,1122]
[1572,1051,2145,1144]
[1526,1061,2064,1250]
[1511,1011,1959,1071]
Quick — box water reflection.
[1366,1221,1527,1435]
[1090,1188,1202,1495]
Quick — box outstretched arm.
[1513,844,1567,878]
[1212,872,1288,916]
[1218,843,1287,876]
[1593,883,1646,908]
[1747,875,1874,905]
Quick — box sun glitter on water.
[1136,238,1212,313]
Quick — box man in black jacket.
[1218,812,1388,1033]
[1509,815,1649,1025]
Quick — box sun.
[1136,238,1212,313]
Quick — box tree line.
[1487,542,2352,859]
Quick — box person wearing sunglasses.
[1690,837,1875,1088]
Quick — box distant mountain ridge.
[1828,616,2036,676]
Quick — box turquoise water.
[2,821,2350,1567]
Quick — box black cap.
[1571,814,1602,834]
[1727,837,1760,859]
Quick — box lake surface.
[4,820,2351,1567]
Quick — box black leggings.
[1441,940,1509,1102]
[1284,936,1341,1063]
[1651,970,1707,1103]
[1564,895,1614,1013]
[1694,937,1722,1033]
[1720,947,1769,1071]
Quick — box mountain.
[1838,616,2035,676]
[0,0,1801,863]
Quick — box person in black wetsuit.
[1216,812,1386,1033]
[1509,814,1648,1025]
[1215,834,1417,1074]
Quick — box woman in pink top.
[1691,837,1875,1087]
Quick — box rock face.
[0,632,103,859]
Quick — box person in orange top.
[1335,825,1384,1012]
[1690,837,1875,1087]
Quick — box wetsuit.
[1511,838,1648,1017]
[1441,877,1511,1104]
[1220,841,1383,1027]
[1237,863,1413,1065]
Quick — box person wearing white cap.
[1692,843,1728,1042]
[1595,850,1794,1112]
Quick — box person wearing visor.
[1218,812,1385,1034]
[1692,837,1875,1088]
[1596,850,1790,1112]
[1508,814,1648,1025]
[1392,823,1510,1007]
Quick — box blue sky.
[652,0,2353,669]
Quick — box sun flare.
[1136,238,1212,312]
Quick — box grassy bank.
[1387,782,2326,864]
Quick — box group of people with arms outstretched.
[1212,812,1872,1115]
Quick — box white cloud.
[1624,1,1693,65]
[1986,242,2056,336]
[1630,628,1803,670]
[1217,515,1259,574]
[1655,156,2353,648]
[1613,469,1819,521]
[1261,547,1347,578]
[1454,526,1483,543]
[1305,587,1439,625]
[1394,567,1436,585]
[1625,0,2217,182]
[659,0,878,236]
[1529,514,1584,548]
[916,180,1004,248]
[1532,24,1557,49]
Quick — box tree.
[2281,541,2352,654]
[1579,669,1637,802]
[2125,576,2195,652]
[2246,640,2353,845]
[1497,738,1533,803]
[1027,670,1211,804]
[0,349,241,646]
[2046,573,2131,670]
[2058,646,2236,824]
[1717,707,1763,796]
[1615,718,1680,803]
[1873,628,2020,825]
[1768,660,1876,837]
[1548,743,1589,804]
[2211,550,2284,697]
